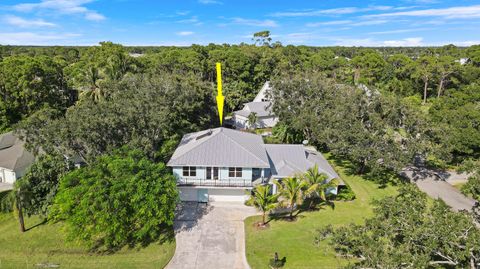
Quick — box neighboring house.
[167,127,342,202]
[232,82,279,129]
[0,132,35,184]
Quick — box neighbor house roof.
[265,144,342,183]
[0,132,35,173]
[167,127,270,168]
[233,101,273,118]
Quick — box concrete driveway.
[166,202,257,269]
[402,166,476,212]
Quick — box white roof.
[234,101,273,118]
[253,81,272,102]
[0,132,35,173]
[265,144,341,182]
[167,128,270,168]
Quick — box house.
[167,127,342,202]
[232,82,279,129]
[0,132,35,184]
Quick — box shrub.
[335,183,356,201]
[50,148,179,251]
[0,190,14,213]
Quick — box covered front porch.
[177,177,267,188]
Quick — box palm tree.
[302,164,339,209]
[251,185,279,225]
[247,112,258,130]
[275,177,306,219]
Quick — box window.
[228,167,242,178]
[182,166,196,177]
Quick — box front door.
[206,167,219,180]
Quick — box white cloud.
[0,31,80,45]
[331,37,424,46]
[365,5,480,19]
[3,15,56,28]
[352,19,389,26]
[271,6,395,17]
[369,27,432,35]
[11,0,105,21]
[231,18,278,27]
[306,20,352,27]
[177,16,199,24]
[198,0,222,4]
[176,31,194,36]
[307,19,388,27]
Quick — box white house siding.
[233,115,248,129]
[257,116,278,128]
[0,168,16,183]
[173,166,254,181]
[233,115,278,129]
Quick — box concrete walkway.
[402,166,476,212]
[166,202,257,269]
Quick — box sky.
[0,0,479,46]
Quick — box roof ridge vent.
[196,129,213,140]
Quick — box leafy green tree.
[252,31,272,46]
[251,185,279,225]
[65,42,137,102]
[412,55,437,104]
[318,185,480,268]
[436,55,460,97]
[351,51,387,85]
[15,154,72,218]
[0,55,72,130]
[460,159,480,201]
[429,84,480,160]
[50,148,178,251]
[275,177,306,219]
[17,73,216,162]
[301,165,338,209]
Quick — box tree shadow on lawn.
[87,224,176,254]
[25,218,48,232]
[266,199,336,224]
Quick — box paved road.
[166,202,257,269]
[402,167,476,212]
[416,178,476,211]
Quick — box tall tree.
[302,165,338,209]
[412,55,437,105]
[0,55,72,130]
[275,177,306,219]
[251,185,279,225]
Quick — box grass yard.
[0,214,175,269]
[245,157,398,269]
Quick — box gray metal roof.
[233,101,274,118]
[265,144,342,183]
[0,132,35,173]
[167,128,270,168]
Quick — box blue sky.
[0,0,479,46]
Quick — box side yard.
[244,158,398,269]
[0,213,175,269]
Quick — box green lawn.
[0,214,175,269]
[245,158,398,269]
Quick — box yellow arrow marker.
[216,62,225,126]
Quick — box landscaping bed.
[244,158,398,269]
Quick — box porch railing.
[177,178,254,187]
